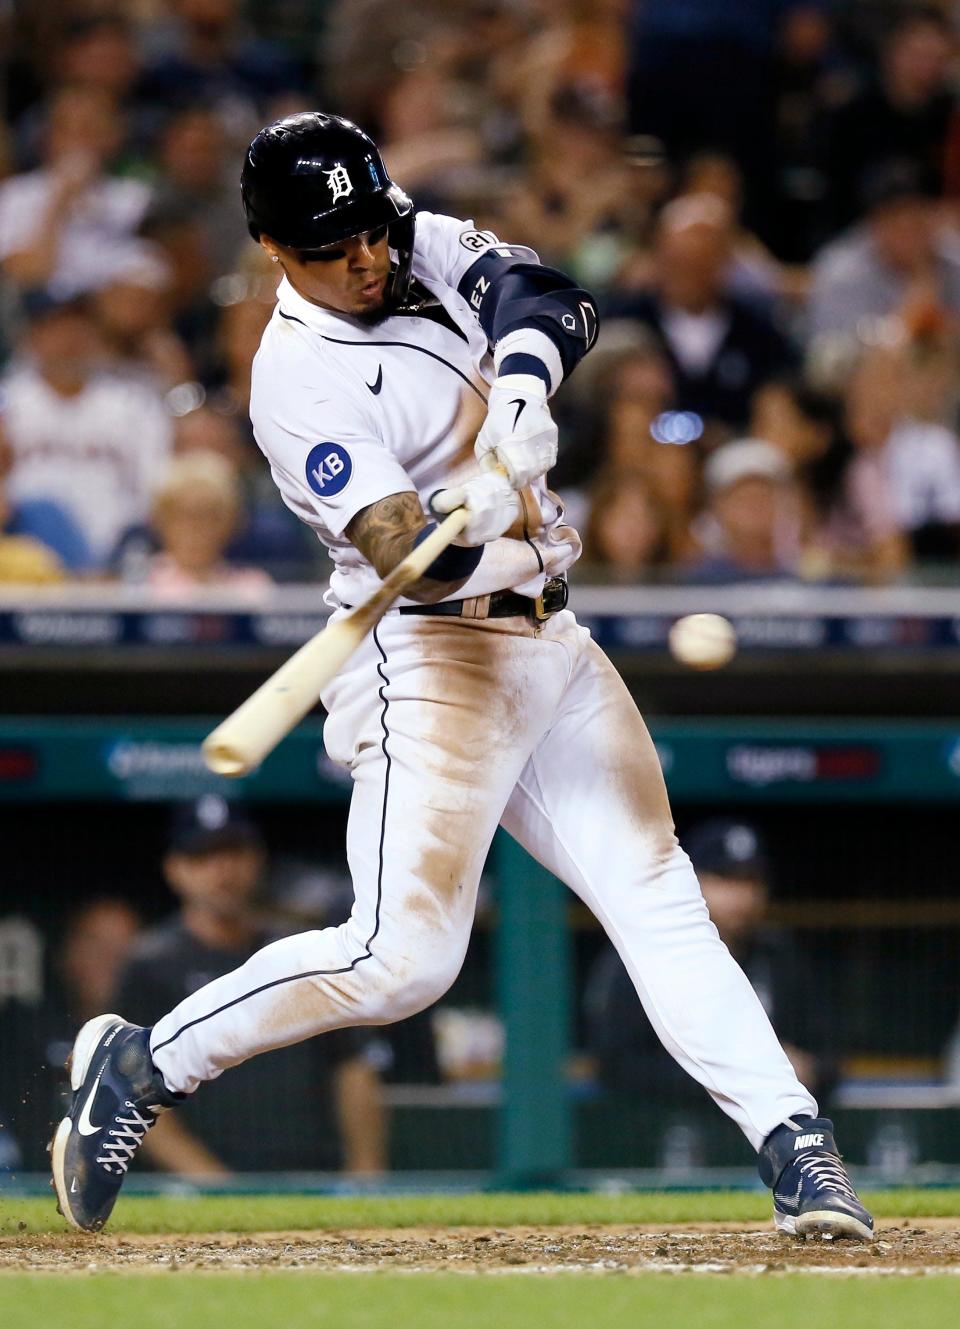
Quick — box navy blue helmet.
[241,112,415,300]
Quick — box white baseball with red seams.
[148,214,817,1152]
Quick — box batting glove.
[431,470,521,545]
[475,374,558,489]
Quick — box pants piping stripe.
[151,628,394,1058]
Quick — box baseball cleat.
[50,1014,180,1232]
[759,1116,874,1242]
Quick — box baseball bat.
[202,505,471,777]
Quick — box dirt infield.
[3,1220,960,1275]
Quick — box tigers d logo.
[323,164,353,201]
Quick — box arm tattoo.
[346,491,427,579]
[345,490,474,602]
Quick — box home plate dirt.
[3,1221,960,1274]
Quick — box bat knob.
[201,738,251,778]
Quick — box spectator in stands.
[139,450,273,597]
[138,0,307,128]
[0,86,152,300]
[676,152,806,309]
[807,159,960,342]
[823,339,960,579]
[11,15,152,173]
[1,290,172,572]
[376,59,487,218]
[0,415,87,581]
[139,198,221,379]
[148,103,250,280]
[580,467,674,580]
[818,7,956,236]
[205,260,277,422]
[625,0,812,240]
[687,437,801,582]
[501,82,637,293]
[175,406,319,582]
[606,194,797,435]
[584,818,836,1164]
[90,244,195,392]
[0,899,141,1171]
[768,2,845,262]
[554,323,702,563]
[750,377,853,578]
[111,798,386,1175]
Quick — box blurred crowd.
[3,0,960,589]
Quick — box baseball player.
[52,113,873,1242]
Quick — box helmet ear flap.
[388,211,416,304]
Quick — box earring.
[271,255,279,262]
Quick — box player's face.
[262,227,392,318]
[164,845,264,915]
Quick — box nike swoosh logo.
[70,1177,79,1193]
[366,365,383,395]
[509,397,525,430]
[77,1062,107,1137]
[774,1180,804,1209]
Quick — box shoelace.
[96,1102,159,1175]
[796,1153,858,1201]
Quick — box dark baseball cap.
[167,796,264,855]
[19,287,90,323]
[683,819,769,880]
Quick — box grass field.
[5,1272,960,1329]
[5,1187,960,1234]
[2,1190,959,1329]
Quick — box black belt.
[398,576,569,622]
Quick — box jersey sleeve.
[414,211,599,393]
[413,211,539,292]
[250,338,416,538]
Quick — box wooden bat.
[202,506,471,776]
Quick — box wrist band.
[497,352,551,390]
[413,523,484,581]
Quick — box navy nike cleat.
[759,1116,874,1242]
[50,1014,180,1232]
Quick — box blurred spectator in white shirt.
[90,244,195,392]
[807,160,960,343]
[823,340,960,579]
[0,86,152,300]
[2,291,172,570]
[0,408,90,577]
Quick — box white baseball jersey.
[2,365,173,566]
[249,213,579,608]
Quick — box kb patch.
[306,442,352,497]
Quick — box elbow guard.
[458,252,599,386]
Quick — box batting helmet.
[241,112,415,301]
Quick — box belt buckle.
[533,576,568,622]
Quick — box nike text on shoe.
[50,1014,181,1232]
[759,1116,874,1242]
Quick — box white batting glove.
[514,522,583,597]
[475,374,558,489]
[431,470,521,545]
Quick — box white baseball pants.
[150,609,815,1149]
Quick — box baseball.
[668,613,737,669]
